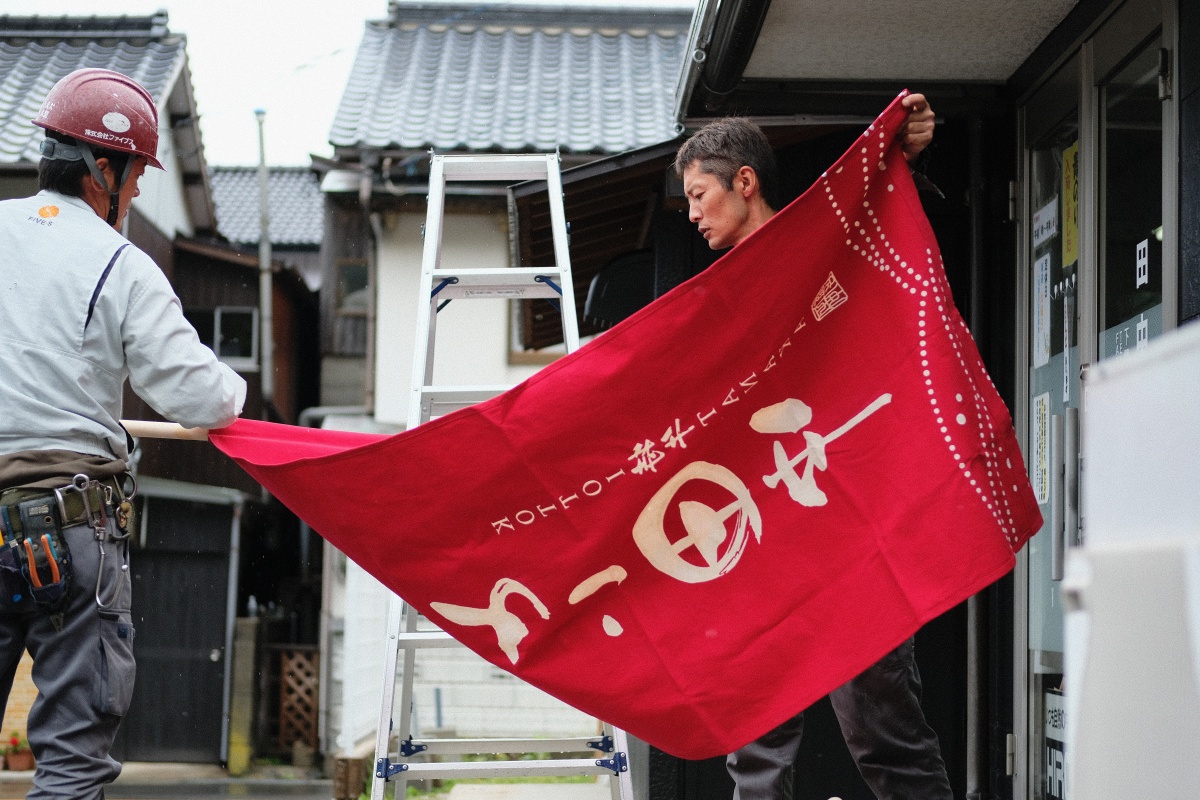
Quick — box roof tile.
[0,16,185,166]
[210,166,324,247]
[331,4,690,155]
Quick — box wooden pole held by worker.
[121,420,209,441]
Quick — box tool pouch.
[0,507,29,607]
[11,497,74,609]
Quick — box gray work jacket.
[0,190,246,461]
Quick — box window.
[185,306,259,371]
[333,259,369,355]
[338,260,369,315]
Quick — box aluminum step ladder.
[370,153,633,800]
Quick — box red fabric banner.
[210,93,1040,760]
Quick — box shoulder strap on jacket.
[84,243,132,331]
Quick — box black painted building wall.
[636,5,1192,796]
[1180,0,1200,322]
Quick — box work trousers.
[0,513,134,800]
[727,637,952,800]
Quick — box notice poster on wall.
[1032,392,1050,505]
[1033,196,1059,249]
[1062,141,1080,268]
[1034,254,1052,368]
[1046,689,1067,800]
[1063,294,1073,403]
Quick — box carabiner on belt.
[70,474,128,609]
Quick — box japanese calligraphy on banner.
[209,92,1041,760]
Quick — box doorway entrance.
[1017,0,1176,797]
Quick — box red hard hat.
[33,68,163,169]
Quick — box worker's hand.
[899,93,935,163]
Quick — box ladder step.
[432,268,567,285]
[431,268,570,300]
[376,152,604,800]
[419,386,512,416]
[439,154,556,182]
[408,736,606,755]
[398,758,612,780]
[394,631,460,648]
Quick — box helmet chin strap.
[79,144,136,227]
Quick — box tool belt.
[0,475,131,610]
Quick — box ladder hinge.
[376,757,409,780]
[1006,732,1016,776]
[1158,47,1172,100]
[431,276,460,298]
[1008,180,1019,223]
[587,734,614,753]
[535,274,564,311]
[596,750,628,775]
[400,736,428,757]
[534,275,564,296]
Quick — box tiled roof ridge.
[0,11,172,41]
[387,2,693,32]
[212,165,318,175]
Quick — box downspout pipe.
[700,0,773,101]
[674,0,720,122]
[360,154,379,415]
[674,0,775,123]
[368,212,384,415]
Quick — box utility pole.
[255,108,274,407]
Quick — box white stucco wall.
[130,110,193,238]
[373,210,544,427]
[332,568,595,754]
[408,647,596,739]
[331,209,594,754]
[334,559,391,755]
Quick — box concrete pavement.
[0,762,617,799]
[446,778,613,799]
[0,762,332,800]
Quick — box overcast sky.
[2,0,696,166]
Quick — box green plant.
[6,730,28,754]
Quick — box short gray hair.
[674,117,779,209]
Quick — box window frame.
[186,305,260,372]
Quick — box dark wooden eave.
[511,139,683,350]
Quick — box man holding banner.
[0,69,245,799]
[207,89,1039,782]
[675,95,952,800]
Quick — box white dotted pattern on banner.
[819,119,1024,551]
